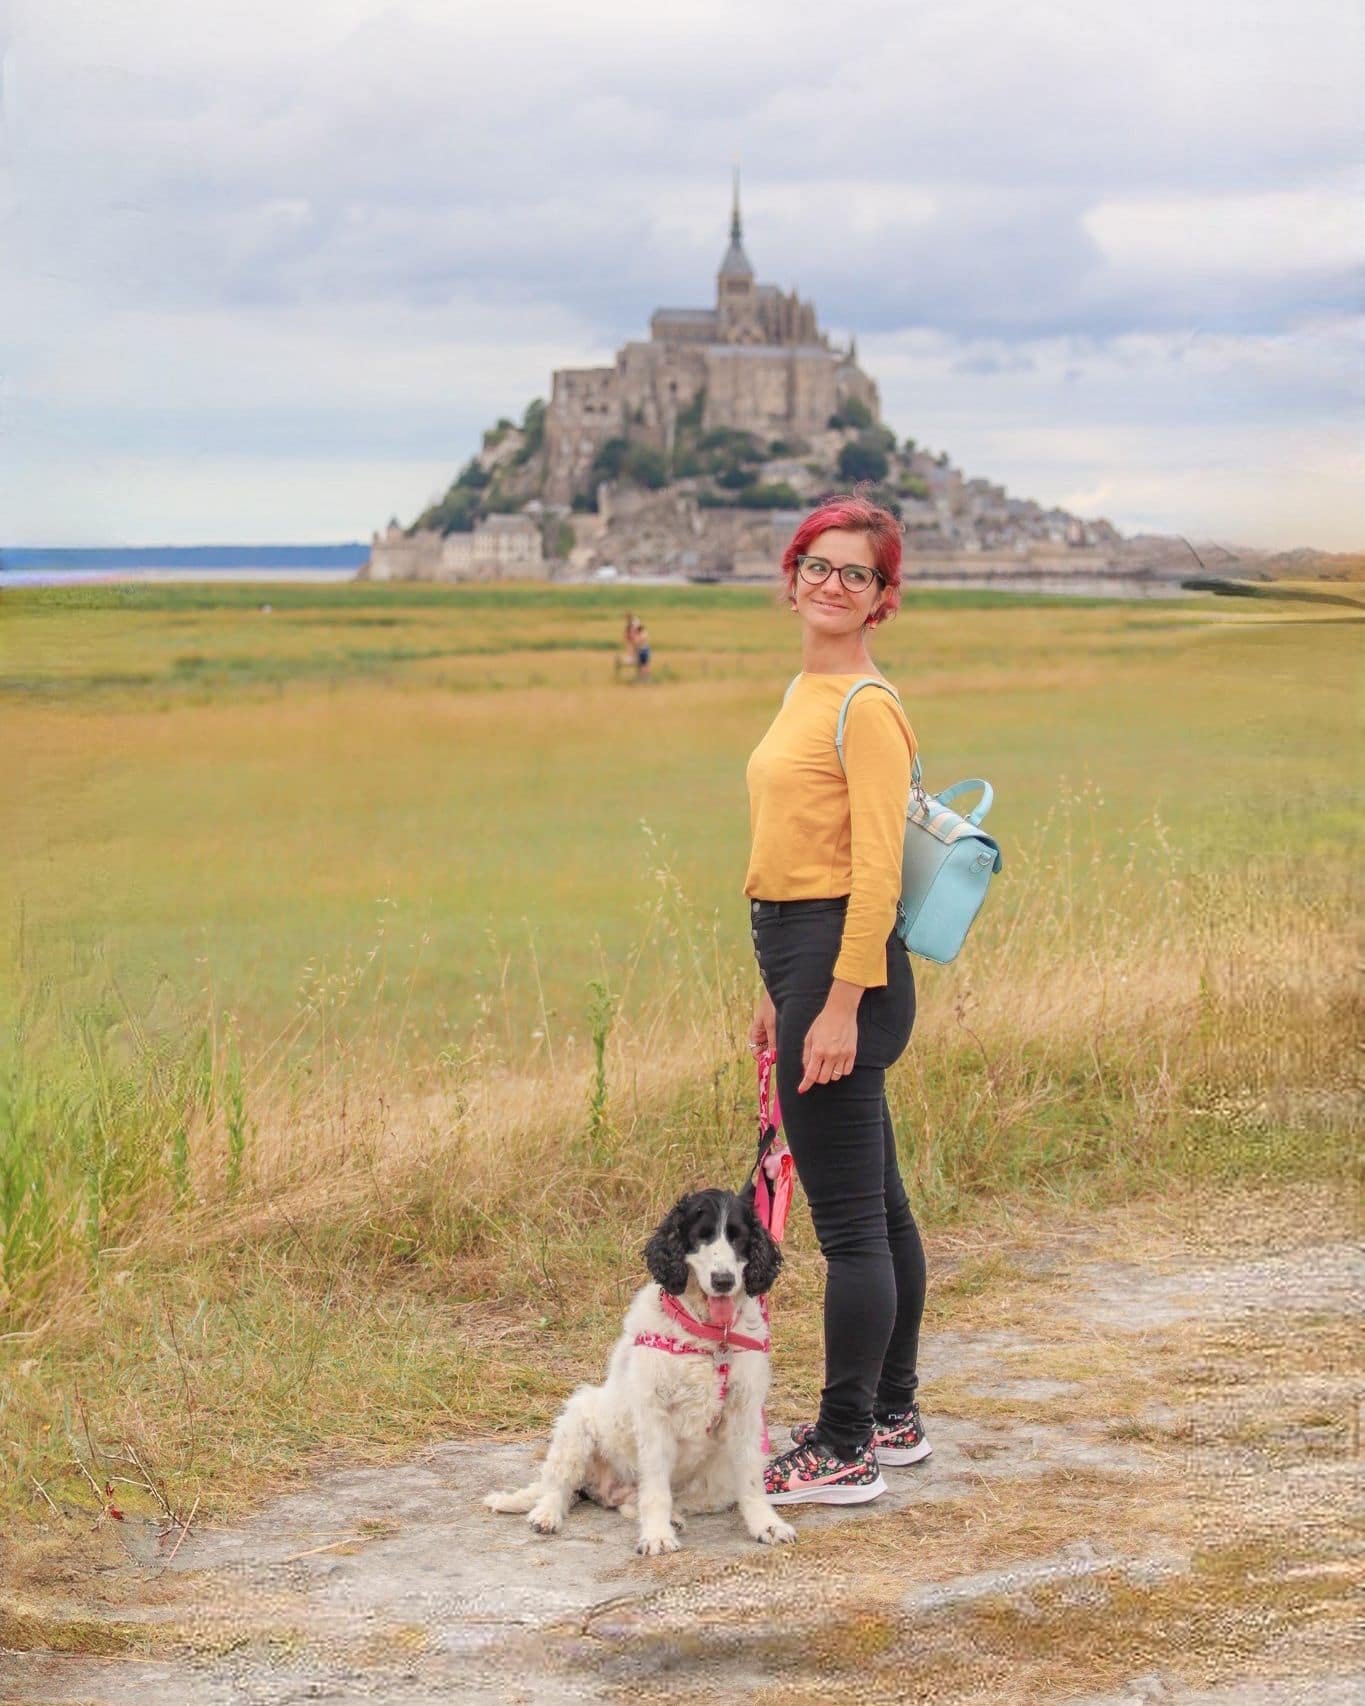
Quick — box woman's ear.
[643,1197,692,1294]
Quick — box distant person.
[746,493,928,1507]
[617,612,640,681]
[634,619,652,683]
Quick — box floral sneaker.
[763,1435,887,1506]
[790,1401,932,1467]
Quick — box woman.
[745,493,929,1507]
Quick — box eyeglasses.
[795,554,883,594]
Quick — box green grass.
[4,581,1356,1049]
[0,580,1359,1551]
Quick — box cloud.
[1084,180,1365,279]
[3,0,1363,545]
[863,318,1365,546]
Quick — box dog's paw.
[754,1515,797,1546]
[527,1505,563,1535]
[636,1529,682,1556]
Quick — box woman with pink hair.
[744,493,930,1506]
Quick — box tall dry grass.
[4,785,1355,1347]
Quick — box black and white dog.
[485,1186,797,1555]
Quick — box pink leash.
[751,1047,794,1452]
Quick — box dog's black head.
[643,1185,783,1300]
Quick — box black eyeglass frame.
[794,554,884,593]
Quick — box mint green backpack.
[784,674,1002,964]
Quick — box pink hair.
[779,492,904,627]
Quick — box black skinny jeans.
[751,895,926,1459]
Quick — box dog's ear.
[738,1178,758,1212]
[741,1198,783,1297]
[643,1197,692,1294]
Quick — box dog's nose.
[709,1272,736,1293]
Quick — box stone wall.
[583,485,805,578]
[544,367,623,506]
[365,518,544,582]
[617,341,708,455]
[364,528,443,581]
[702,348,801,438]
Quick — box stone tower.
[542,180,881,504]
[716,169,761,344]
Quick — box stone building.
[365,513,543,581]
[543,176,881,504]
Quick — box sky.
[2,0,1362,549]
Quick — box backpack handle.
[937,778,994,826]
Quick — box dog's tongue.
[707,1294,738,1330]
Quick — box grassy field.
[0,578,1360,1581]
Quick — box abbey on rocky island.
[543,175,879,504]
[365,177,1129,584]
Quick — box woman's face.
[792,528,886,638]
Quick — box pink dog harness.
[633,1289,771,1434]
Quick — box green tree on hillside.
[738,482,801,509]
[592,438,630,481]
[717,463,753,490]
[623,445,670,489]
[516,398,546,463]
[829,397,873,430]
[838,440,889,483]
[412,483,480,534]
[676,390,706,432]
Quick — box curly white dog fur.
[484,1187,797,1555]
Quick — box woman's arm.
[834,694,913,988]
[797,694,913,1092]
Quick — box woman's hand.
[748,988,777,1057]
[798,979,864,1092]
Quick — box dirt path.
[6,1190,1360,1704]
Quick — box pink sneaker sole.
[767,1471,888,1507]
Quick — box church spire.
[718,165,754,283]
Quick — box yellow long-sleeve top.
[744,672,916,989]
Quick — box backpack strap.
[834,677,922,789]
[781,673,802,705]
